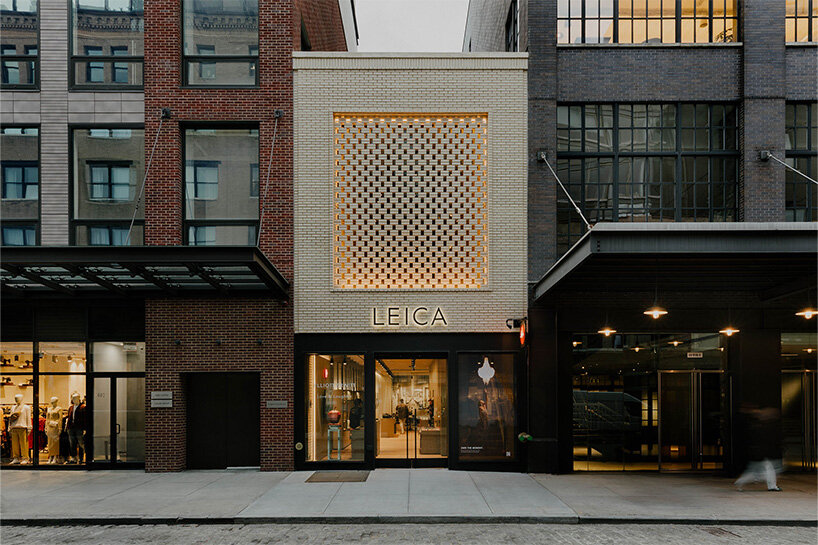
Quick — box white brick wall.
[293,53,528,334]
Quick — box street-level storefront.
[527,223,818,475]
[293,53,529,471]
[0,246,290,471]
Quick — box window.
[505,0,519,52]
[184,128,259,245]
[2,162,38,199]
[0,0,38,88]
[72,128,144,245]
[88,163,131,200]
[71,0,143,87]
[250,163,259,197]
[557,103,738,253]
[787,0,818,42]
[557,0,737,44]
[183,0,258,86]
[1,224,35,245]
[785,103,817,221]
[1,127,39,242]
[88,225,130,246]
[84,45,104,83]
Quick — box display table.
[327,425,341,460]
[380,415,398,437]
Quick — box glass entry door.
[782,370,817,471]
[658,370,724,471]
[374,357,447,466]
[92,376,145,465]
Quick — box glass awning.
[0,246,289,299]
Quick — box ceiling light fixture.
[796,308,817,319]
[719,326,740,336]
[644,306,668,320]
[598,327,616,337]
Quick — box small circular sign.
[295,442,304,451]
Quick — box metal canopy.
[534,222,818,303]
[0,246,289,299]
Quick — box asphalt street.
[1,523,815,545]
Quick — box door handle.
[116,423,121,435]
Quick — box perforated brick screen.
[332,114,489,290]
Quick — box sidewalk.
[1,469,815,525]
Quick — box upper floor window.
[71,0,143,88]
[0,0,38,88]
[785,103,817,221]
[556,103,738,253]
[1,127,39,245]
[183,0,258,87]
[557,0,738,44]
[72,127,144,245]
[787,0,818,42]
[184,127,259,245]
[505,0,519,52]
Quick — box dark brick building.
[465,0,817,474]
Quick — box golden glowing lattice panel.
[333,114,489,290]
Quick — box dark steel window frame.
[557,0,741,44]
[181,123,260,246]
[1,160,39,200]
[86,160,134,201]
[556,102,739,253]
[68,0,144,91]
[0,221,37,246]
[505,0,519,52]
[786,0,817,42]
[1,124,40,246]
[0,0,40,90]
[785,102,817,221]
[68,124,145,246]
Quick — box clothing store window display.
[9,394,32,464]
[45,397,63,464]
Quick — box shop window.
[305,354,365,462]
[184,128,259,245]
[785,103,817,222]
[0,0,38,89]
[505,0,519,51]
[183,0,258,86]
[787,0,818,42]
[332,114,489,290]
[72,128,144,245]
[71,0,143,88]
[457,353,516,461]
[558,0,737,44]
[556,103,738,254]
[1,127,39,244]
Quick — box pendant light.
[719,326,740,336]
[643,278,667,319]
[598,311,615,336]
[796,288,816,319]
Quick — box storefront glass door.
[91,376,144,465]
[658,370,724,471]
[374,357,447,466]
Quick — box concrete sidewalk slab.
[0,469,815,525]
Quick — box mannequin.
[65,392,87,463]
[45,397,62,464]
[9,393,31,464]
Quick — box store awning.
[0,246,289,299]
[533,222,818,304]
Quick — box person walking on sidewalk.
[735,404,783,491]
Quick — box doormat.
[306,471,370,483]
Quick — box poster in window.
[458,353,516,460]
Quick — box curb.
[2,516,816,527]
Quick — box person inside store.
[396,399,409,434]
[428,397,435,427]
[65,392,87,463]
[349,397,363,429]
[9,393,31,464]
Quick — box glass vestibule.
[0,341,144,468]
[781,332,817,471]
[572,332,727,471]
[375,357,448,463]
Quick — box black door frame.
[294,333,526,472]
[87,372,145,469]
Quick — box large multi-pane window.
[0,0,38,88]
[505,0,519,52]
[1,127,39,246]
[184,128,259,245]
[785,103,818,221]
[72,128,145,245]
[183,0,258,86]
[787,0,818,42]
[71,0,144,88]
[556,103,738,253]
[557,0,738,44]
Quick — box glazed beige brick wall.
[293,53,528,334]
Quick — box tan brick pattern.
[333,114,489,290]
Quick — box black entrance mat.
[306,470,370,483]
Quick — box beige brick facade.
[294,53,528,334]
